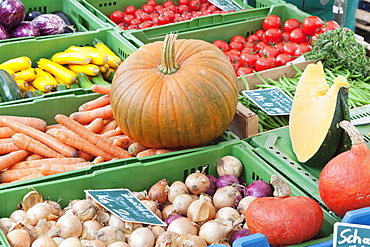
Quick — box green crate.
[236,0,286,8]
[0,141,335,246]
[122,3,310,47]
[0,0,111,45]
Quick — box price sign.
[242,87,293,115]
[333,222,370,247]
[85,189,165,226]
[208,0,244,11]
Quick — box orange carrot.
[0,127,15,138]
[78,94,110,112]
[47,128,115,161]
[128,143,148,156]
[55,114,132,159]
[85,118,105,133]
[91,85,111,95]
[0,138,12,144]
[103,117,114,125]
[7,173,44,184]
[0,168,40,183]
[0,150,30,171]
[112,135,135,149]
[136,149,158,158]
[46,123,67,131]
[8,157,87,170]
[12,133,65,158]
[101,128,123,138]
[99,119,118,135]
[92,156,105,164]
[76,150,94,161]
[40,162,93,175]
[0,142,21,154]
[1,117,77,157]
[0,116,47,132]
[155,149,173,155]
[25,154,45,161]
[69,105,113,125]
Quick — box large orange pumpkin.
[110,34,238,149]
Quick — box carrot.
[92,156,105,164]
[136,148,158,158]
[0,116,47,132]
[76,150,94,161]
[78,94,110,112]
[8,157,87,170]
[0,127,15,138]
[91,84,111,95]
[1,117,77,157]
[155,149,173,155]
[25,153,45,161]
[45,123,67,131]
[85,118,105,133]
[112,135,135,149]
[0,150,30,171]
[103,117,114,125]
[7,173,44,184]
[47,128,115,161]
[12,133,65,158]
[0,138,12,144]
[55,114,132,159]
[99,119,118,134]
[70,104,113,125]
[101,128,123,138]
[0,142,21,154]
[0,168,40,183]
[128,143,148,156]
[40,162,93,175]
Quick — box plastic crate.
[0,0,111,45]
[122,3,310,47]
[238,0,286,8]
[0,28,136,106]
[0,141,337,246]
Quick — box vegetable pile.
[0,156,323,246]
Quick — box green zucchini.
[0,69,22,102]
[56,83,68,91]
[24,90,37,98]
[77,73,93,89]
[92,73,111,86]
[33,90,44,97]
[69,83,80,89]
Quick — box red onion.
[216,174,239,188]
[245,180,273,198]
[165,214,183,225]
[217,156,243,177]
[206,175,218,196]
[230,228,252,244]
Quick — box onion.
[22,190,43,212]
[205,175,218,196]
[10,210,26,223]
[57,214,83,239]
[26,202,55,225]
[245,180,273,198]
[59,237,82,247]
[165,214,183,225]
[132,190,148,200]
[187,194,215,223]
[81,240,107,247]
[167,181,189,203]
[53,237,65,245]
[172,194,194,216]
[0,218,18,235]
[167,217,198,235]
[95,210,110,226]
[198,219,233,245]
[217,155,243,177]
[150,225,165,240]
[44,200,61,217]
[94,226,126,245]
[72,199,97,221]
[107,242,129,247]
[148,179,168,205]
[236,196,257,215]
[161,204,175,221]
[108,216,142,239]
[34,219,59,237]
[81,220,103,240]
[175,234,207,247]
[230,228,252,244]
[155,208,162,220]
[31,236,58,247]
[155,231,179,247]
[6,229,31,247]
[212,186,242,210]
[141,199,158,213]
[215,207,240,222]
[128,227,155,247]
[184,170,210,195]
[216,174,240,188]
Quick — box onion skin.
[59,237,82,247]
[72,199,97,221]
[237,196,257,216]
[175,234,207,246]
[6,229,31,247]
[107,242,130,247]
[245,180,273,198]
[156,231,179,247]
[165,214,183,225]
[0,218,18,235]
[198,219,233,245]
[172,194,194,216]
[95,226,126,246]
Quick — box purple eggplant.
[0,0,25,29]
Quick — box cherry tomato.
[228,41,244,52]
[320,20,340,33]
[212,40,229,52]
[293,43,312,56]
[189,0,201,11]
[199,0,208,3]
[275,42,284,52]
[264,28,282,44]
[245,34,260,44]
[259,46,280,58]
[207,5,218,13]
[239,53,259,68]
[302,16,323,36]
[241,46,254,54]
[178,0,190,5]
[276,53,293,66]
[255,56,276,71]
[109,10,125,24]
[282,41,299,55]
[200,2,210,10]
[125,6,137,15]
[117,22,127,30]
[283,18,301,32]
[262,15,282,31]
[138,12,152,22]
[289,28,308,44]
[237,67,254,76]
[230,35,246,44]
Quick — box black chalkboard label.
[242,87,293,115]
[208,0,244,11]
[85,189,165,226]
[333,222,370,247]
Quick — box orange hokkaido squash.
[110,34,238,149]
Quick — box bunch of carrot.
[0,84,173,185]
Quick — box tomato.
[177,4,190,14]
[189,0,201,11]
[232,62,242,72]
[109,10,125,24]
[289,28,308,44]
[264,28,282,44]
[281,31,291,42]
[283,18,301,32]
[262,15,282,31]
[130,18,141,26]
[178,0,190,5]
[239,53,259,68]
[212,40,229,52]
[282,41,299,55]
[230,35,246,44]
[241,46,254,54]
[276,53,293,66]
[157,15,170,25]
[237,67,254,76]
[255,56,276,71]
[245,34,260,44]
[310,33,320,44]
[320,20,340,33]
[199,0,208,3]
[259,46,280,58]
[141,4,155,14]
[224,52,239,63]
[254,41,269,51]
[138,12,152,22]
[229,41,244,52]
[181,12,192,20]
[138,20,154,29]
[293,43,312,56]
[162,0,175,7]
[146,0,158,6]
[200,2,210,10]
[228,48,241,57]
[255,29,265,39]
[207,5,218,13]
[125,5,137,15]
[302,16,323,36]
[163,10,175,22]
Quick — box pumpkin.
[245,175,324,246]
[289,61,350,167]
[110,34,238,149]
[319,120,370,217]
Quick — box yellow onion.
[81,220,103,240]
[94,226,126,245]
[141,199,158,213]
[71,199,97,221]
[150,225,165,240]
[107,242,130,247]
[31,236,58,247]
[10,210,26,223]
[167,217,198,235]
[132,190,148,200]
[198,219,234,245]
[0,218,18,235]
[34,219,59,237]
[148,179,168,205]
[26,202,56,225]
[175,234,207,246]
[155,231,179,247]
[44,200,62,217]
[81,240,106,247]
[161,204,175,221]
[185,170,210,195]
[236,196,257,216]
[187,194,215,223]
[59,237,82,247]
[128,227,155,247]
[53,237,65,245]
[217,156,243,177]
[172,194,194,216]
[22,190,43,212]
[215,207,240,223]
[212,186,242,210]
[6,229,31,247]
[57,214,83,239]
[167,181,189,203]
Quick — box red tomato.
[177,5,189,14]
[125,6,137,15]
[282,41,299,55]
[282,31,291,42]
[237,67,254,76]
[181,12,192,20]
[123,14,134,25]
[229,41,244,52]
[262,15,282,31]
[241,46,254,54]
[178,0,190,5]
[228,48,241,56]
[239,53,259,68]
[134,9,144,17]
[224,52,239,63]
[130,18,141,26]
[141,4,155,14]
[302,16,323,36]
[189,0,201,11]
[245,34,260,44]
[255,29,265,39]
[157,15,170,25]
[259,46,280,58]
[109,10,125,24]
[233,62,242,72]
[199,0,208,3]
[163,10,175,22]
[146,0,158,6]
[117,22,127,29]
[212,40,229,52]
[162,0,175,7]
[138,12,151,22]
[138,20,154,29]
[255,56,276,71]
[320,20,340,33]
[207,5,218,13]
[254,41,269,51]
[230,35,246,44]
[283,18,301,32]
[289,28,308,44]
[293,43,312,56]
[264,28,282,44]
[276,53,293,66]
[310,33,321,44]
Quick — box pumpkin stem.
[339,120,364,145]
[270,175,291,198]
[159,33,180,74]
